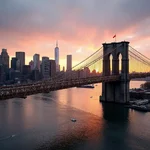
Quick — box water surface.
[0,81,150,150]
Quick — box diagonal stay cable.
[129,50,150,66]
[76,43,123,70]
[129,46,150,62]
[72,46,103,70]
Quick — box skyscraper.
[29,60,34,71]
[22,65,31,76]
[54,41,59,72]
[67,55,72,71]
[16,59,21,71]
[41,57,50,79]
[63,66,65,72]
[0,64,5,84]
[1,49,9,68]
[0,55,1,64]
[11,57,18,70]
[49,59,56,78]
[16,52,25,72]
[33,54,40,70]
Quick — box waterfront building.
[22,65,31,75]
[0,55,1,64]
[29,60,34,70]
[63,66,65,72]
[31,70,41,81]
[16,59,21,71]
[22,65,31,81]
[66,55,72,71]
[83,67,90,77]
[9,70,21,81]
[16,52,25,72]
[1,49,9,68]
[33,54,40,70]
[49,59,56,78]
[0,64,5,84]
[41,57,50,79]
[11,57,18,70]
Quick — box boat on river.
[76,84,94,89]
[71,118,77,122]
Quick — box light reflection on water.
[0,81,150,150]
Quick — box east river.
[0,81,150,150]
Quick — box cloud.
[76,47,82,53]
[0,0,150,66]
[1,0,150,37]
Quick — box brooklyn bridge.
[1,41,150,103]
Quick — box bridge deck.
[0,73,150,100]
[0,75,119,100]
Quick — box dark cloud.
[0,0,150,47]
[0,1,149,30]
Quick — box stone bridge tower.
[100,41,129,103]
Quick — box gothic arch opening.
[109,54,113,75]
[117,53,122,74]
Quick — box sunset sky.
[0,0,150,69]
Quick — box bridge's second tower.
[100,41,129,103]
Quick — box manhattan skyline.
[0,0,150,68]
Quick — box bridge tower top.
[102,41,129,76]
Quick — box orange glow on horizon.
[2,23,150,70]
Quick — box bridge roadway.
[0,73,150,100]
[0,75,119,100]
[129,73,150,79]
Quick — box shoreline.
[128,90,150,112]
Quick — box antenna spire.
[56,40,58,47]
